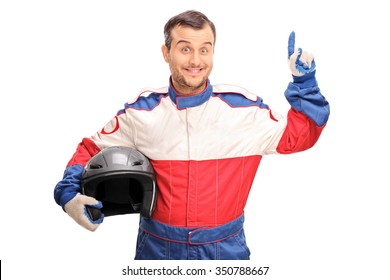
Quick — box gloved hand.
[288,31,316,77]
[64,193,104,232]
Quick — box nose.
[189,51,200,66]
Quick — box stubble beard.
[171,68,208,94]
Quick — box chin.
[186,75,207,86]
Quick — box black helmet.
[81,146,157,220]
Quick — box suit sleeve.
[53,138,101,209]
[54,108,136,209]
[276,71,330,154]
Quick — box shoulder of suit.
[212,84,258,102]
[127,86,169,104]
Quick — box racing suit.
[54,71,329,260]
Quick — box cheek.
[205,57,213,69]
[203,54,213,65]
[169,54,187,68]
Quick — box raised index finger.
[288,31,295,58]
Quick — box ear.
[161,44,169,63]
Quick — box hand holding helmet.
[64,193,104,231]
[288,31,316,77]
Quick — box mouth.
[184,67,203,76]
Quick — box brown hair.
[164,10,216,50]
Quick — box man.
[54,10,330,260]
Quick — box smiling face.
[162,25,214,95]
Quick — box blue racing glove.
[64,193,104,231]
[288,31,316,77]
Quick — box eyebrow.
[175,40,213,47]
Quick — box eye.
[200,48,208,54]
[182,47,190,53]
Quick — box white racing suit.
[55,72,329,259]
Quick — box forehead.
[171,25,214,46]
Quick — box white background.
[1,0,389,279]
